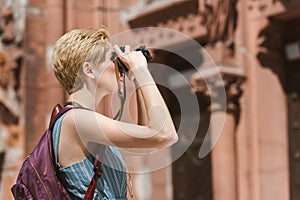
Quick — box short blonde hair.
[52,28,110,94]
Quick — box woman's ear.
[82,62,95,79]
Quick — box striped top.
[52,113,127,199]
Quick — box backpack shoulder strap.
[49,103,92,130]
[49,104,73,130]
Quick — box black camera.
[112,45,152,74]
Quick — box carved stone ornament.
[190,65,246,121]
[0,2,25,188]
[198,0,238,49]
[246,0,291,17]
[0,7,16,44]
[0,2,26,45]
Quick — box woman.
[51,28,178,199]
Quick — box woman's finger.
[113,45,124,56]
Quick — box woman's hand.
[113,45,147,70]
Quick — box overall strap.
[84,155,102,200]
[49,104,73,130]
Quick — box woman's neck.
[67,85,107,111]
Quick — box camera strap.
[113,64,126,121]
[113,65,135,199]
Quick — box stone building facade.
[0,0,299,200]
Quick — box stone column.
[24,0,48,155]
[45,0,66,115]
[190,65,245,200]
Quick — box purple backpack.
[11,104,102,200]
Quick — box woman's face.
[95,48,120,95]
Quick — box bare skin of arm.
[66,77,177,148]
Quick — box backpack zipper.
[28,156,52,200]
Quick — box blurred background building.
[0,0,299,199]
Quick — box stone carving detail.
[0,8,16,44]
[126,14,206,49]
[247,0,290,13]
[158,13,206,38]
[199,0,238,50]
[0,3,25,195]
[190,66,246,122]
[126,0,238,52]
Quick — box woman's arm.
[64,47,178,149]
